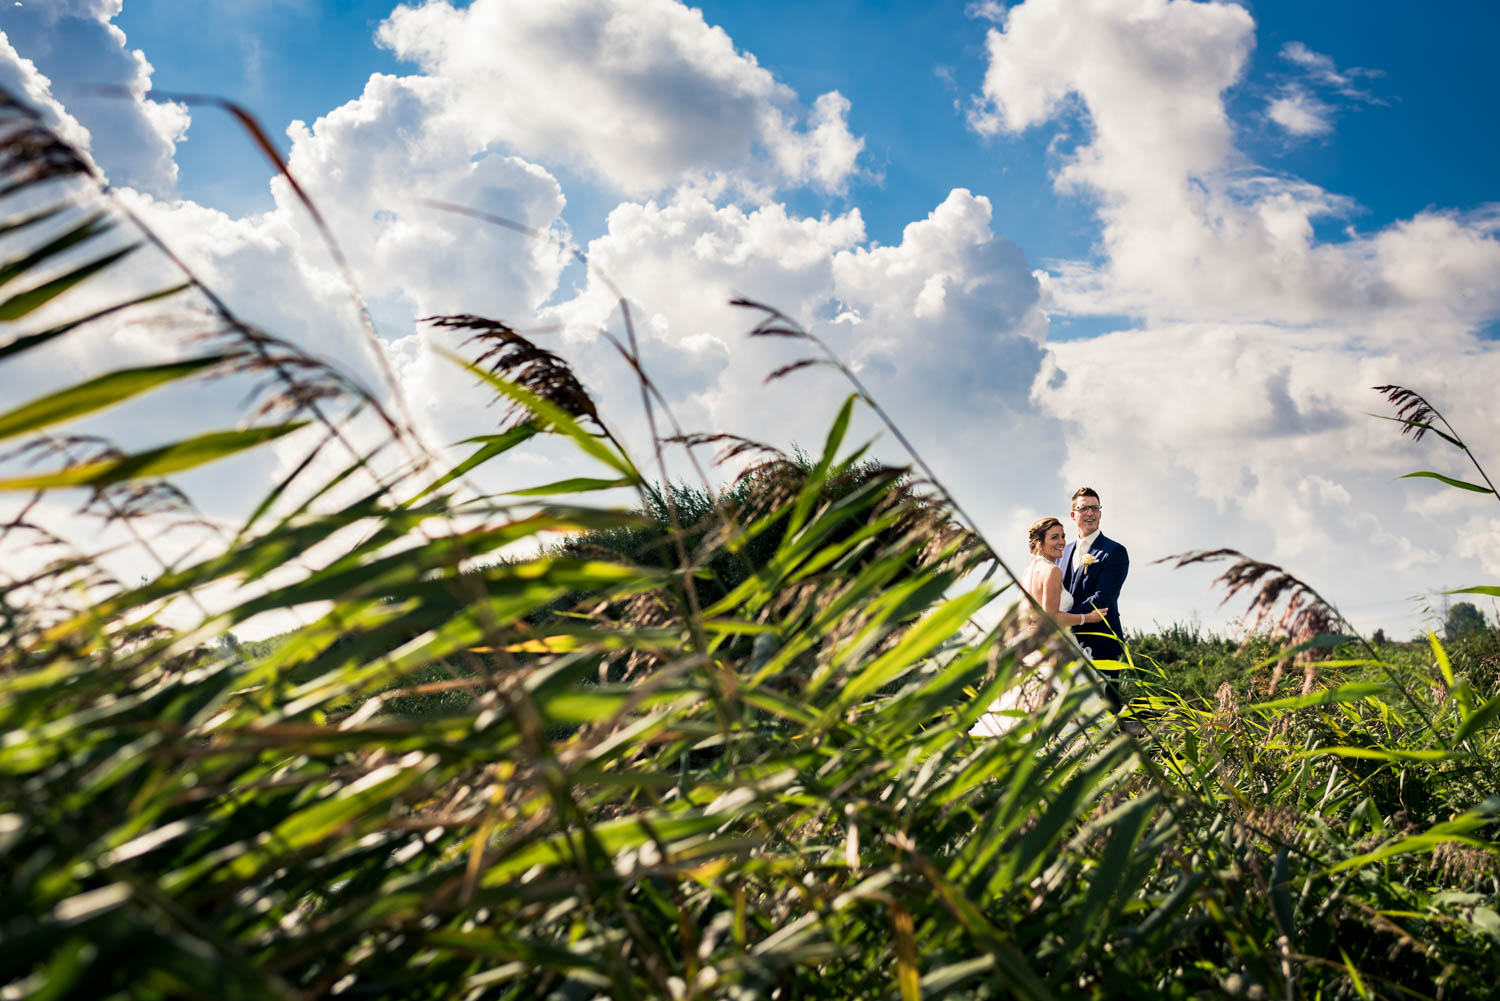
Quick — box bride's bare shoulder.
[1026,557,1063,588]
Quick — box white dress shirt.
[1072,529,1101,572]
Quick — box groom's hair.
[1070,487,1100,509]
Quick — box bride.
[969,517,1112,738]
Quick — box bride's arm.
[1038,565,1065,614]
[1039,566,1106,625]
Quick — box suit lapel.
[1073,534,1105,594]
[1077,534,1108,593]
[1060,541,1077,594]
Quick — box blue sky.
[102,0,1500,348]
[108,0,1500,255]
[5,0,1500,637]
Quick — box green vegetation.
[1446,601,1489,643]
[3,89,1500,999]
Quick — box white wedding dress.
[969,554,1114,738]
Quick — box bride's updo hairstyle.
[1027,516,1062,554]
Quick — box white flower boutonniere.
[1081,553,1099,567]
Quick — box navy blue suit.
[1059,533,1129,705]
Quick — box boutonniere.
[1081,553,1099,567]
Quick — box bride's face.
[1042,524,1067,560]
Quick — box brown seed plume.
[426,314,600,431]
[0,92,95,195]
[1373,385,1440,441]
[1163,548,1343,695]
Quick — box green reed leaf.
[1454,692,1500,744]
[440,347,638,480]
[1370,412,1466,448]
[507,475,635,496]
[1058,790,1158,964]
[0,355,226,442]
[1430,631,1456,690]
[1329,824,1494,873]
[407,422,540,504]
[0,283,192,363]
[0,423,306,490]
[919,955,995,994]
[827,587,992,706]
[0,211,114,290]
[1295,746,1467,762]
[1400,470,1494,493]
[788,392,858,535]
[1448,585,1500,598]
[1339,947,1373,1001]
[0,243,139,321]
[1249,682,1392,711]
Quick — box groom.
[1059,487,1129,710]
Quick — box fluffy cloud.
[7,0,1498,644]
[7,1,1050,643]
[0,0,188,194]
[280,73,571,322]
[970,0,1500,632]
[1041,323,1500,629]
[0,62,579,522]
[970,0,1252,178]
[1265,42,1381,140]
[110,80,585,497]
[970,1,1491,332]
[541,189,866,466]
[0,33,93,157]
[543,187,1063,571]
[829,190,1053,469]
[376,0,863,196]
[1279,41,1382,102]
[1266,87,1333,137]
[0,0,874,516]
[0,0,869,496]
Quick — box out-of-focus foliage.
[1446,601,1488,643]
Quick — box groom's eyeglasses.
[1074,505,1102,513]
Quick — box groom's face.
[1070,495,1102,537]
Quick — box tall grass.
[2,88,1499,1000]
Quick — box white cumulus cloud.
[0,0,188,194]
[970,0,1500,633]
[543,186,1064,570]
[1267,86,1334,137]
[1265,42,1382,140]
[376,0,864,196]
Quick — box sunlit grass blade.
[441,347,638,480]
[0,200,69,239]
[787,392,857,535]
[0,355,227,442]
[1400,470,1494,493]
[1454,692,1500,744]
[0,243,140,320]
[507,475,636,496]
[0,282,191,362]
[406,422,540,504]
[0,210,116,290]
[1340,946,1372,1000]
[1247,681,1391,711]
[0,422,307,490]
